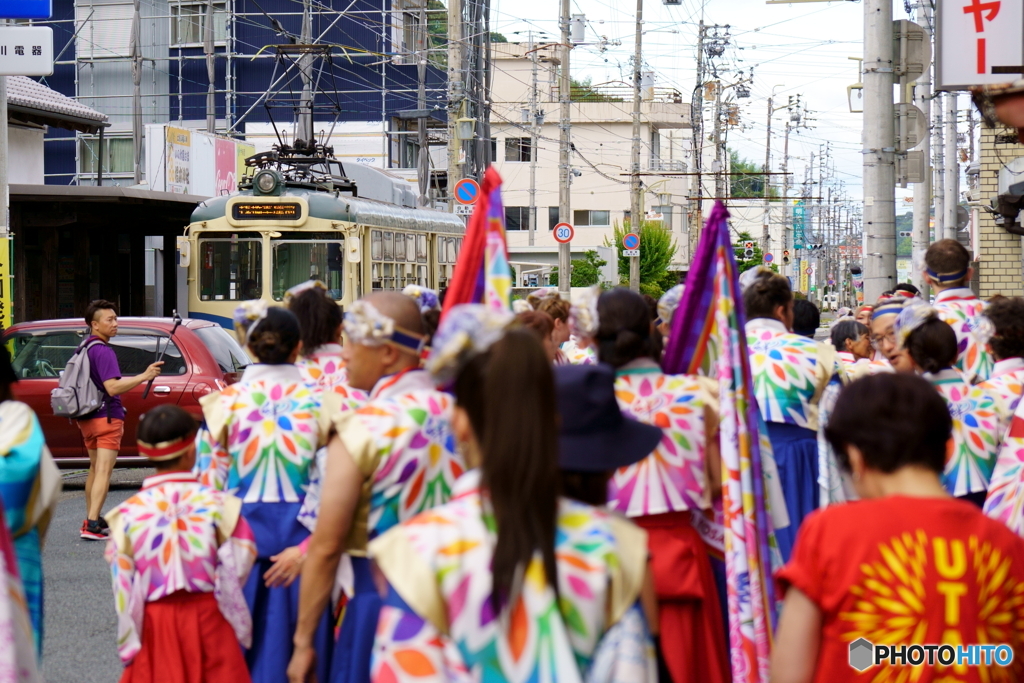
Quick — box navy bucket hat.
[554,363,664,472]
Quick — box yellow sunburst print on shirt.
[838,531,1024,683]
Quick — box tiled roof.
[7,76,107,124]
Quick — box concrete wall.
[976,127,1024,298]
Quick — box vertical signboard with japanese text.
[799,260,809,293]
[792,201,805,249]
[166,126,191,193]
[0,237,10,331]
[937,0,1024,90]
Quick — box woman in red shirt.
[771,373,1024,683]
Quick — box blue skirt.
[242,501,334,683]
[329,557,381,683]
[765,422,819,563]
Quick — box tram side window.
[199,235,262,301]
[370,229,422,291]
[271,233,345,300]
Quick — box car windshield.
[7,329,188,378]
[8,330,85,378]
[193,326,251,374]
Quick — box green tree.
[604,220,678,298]
[489,32,508,42]
[570,77,624,103]
[549,250,608,288]
[729,149,778,199]
[732,232,779,274]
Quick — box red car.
[3,317,250,468]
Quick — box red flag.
[440,167,502,320]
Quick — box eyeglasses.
[870,330,896,349]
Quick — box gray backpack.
[50,339,106,419]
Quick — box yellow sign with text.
[0,237,11,331]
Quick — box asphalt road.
[42,468,152,683]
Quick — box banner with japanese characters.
[937,0,1024,90]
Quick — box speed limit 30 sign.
[553,223,574,244]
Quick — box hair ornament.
[738,266,774,295]
[893,299,937,350]
[657,284,685,326]
[426,304,513,384]
[344,300,424,355]
[569,287,601,338]
[976,311,996,347]
[401,285,441,314]
[283,280,327,305]
[511,299,532,314]
[526,288,560,310]
[234,299,270,346]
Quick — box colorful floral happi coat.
[195,365,334,502]
[609,362,710,517]
[929,368,1000,497]
[368,471,652,683]
[985,401,1024,535]
[746,318,837,430]
[334,370,464,553]
[562,338,596,366]
[104,472,257,663]
[973,358,1024,442]
[295,343,367,411]
[934,287,994,384]
[0,401,60,654]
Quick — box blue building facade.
[37,0,446,185]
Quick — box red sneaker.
[80,519,106,541]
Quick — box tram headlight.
[254,170,280,195]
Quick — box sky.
[489,0,928,215]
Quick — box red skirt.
[120,591,252,683]
[635,511,731,683]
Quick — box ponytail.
[594,288,653,368]
[453,329,560,613]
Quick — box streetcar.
[177,142,465,328]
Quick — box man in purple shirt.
[77,300,163,540]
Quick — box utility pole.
[205,0,216,133]
[943,92,958,240]
[528,33,539,246]
[557,0,572,296]
[781,116,792,277]
[933,92,945,245]
[861,0,896,302]
[689,21,706,262]
[297,0,313,142]
[628,0,643,292]
[130,0,142,184]
[713,83,724,199]
[416,0,429,206]
[762,95,774,252]
[911,0,932,291]
[447,0,463,192]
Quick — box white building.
[487,43,694,283]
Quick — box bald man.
[288,293,463,683]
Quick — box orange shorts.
[77,418,124,451]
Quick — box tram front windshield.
[272,233,345,300]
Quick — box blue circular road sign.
[622,232,640,250]
[454,178,480,205]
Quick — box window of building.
[573,210,611,227]
[505,207,530,231]
[76,2,133,59]
[79,137,134,176]
[548,207,560,230]
[171,2,227,46]
[504,137,532,162]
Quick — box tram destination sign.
[232,202,303,221]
